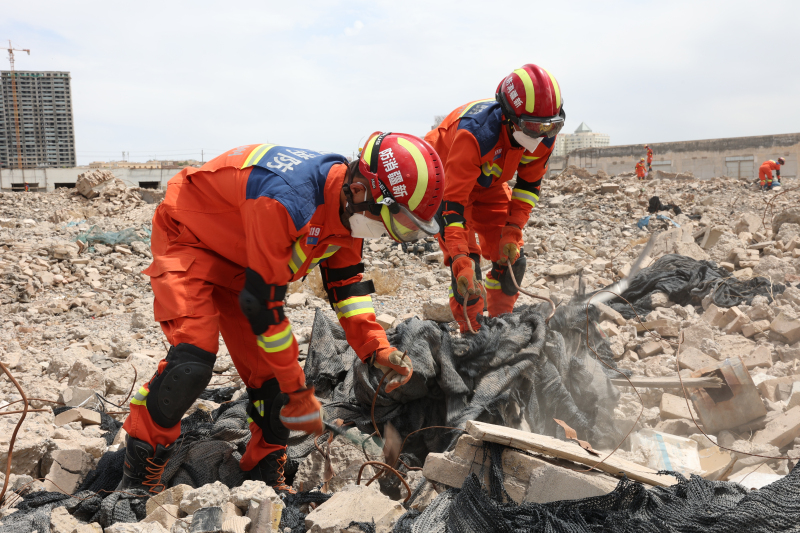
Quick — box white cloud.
[2,0,798,164]
[344,20,364,37]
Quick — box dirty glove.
[498,225,523,265]
[451,255,481,298]
[371,347,413,393]
[279,387,323,435]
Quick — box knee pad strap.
[491,250,526,296]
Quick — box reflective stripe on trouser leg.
[257,324,294,353]
[485,271,518,317]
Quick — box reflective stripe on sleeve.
[130,386,149,406]
[511,189,539,207]
[334,295,375,320]
[280,410,322,425]
[484,277,501,291]
[447,222,464,229]
[288,240,307,273]
[257,324,294,353]
[520,154,539,165]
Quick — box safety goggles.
[515,109,566,139]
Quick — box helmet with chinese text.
[357,132,444,243]
[496,64,565,139]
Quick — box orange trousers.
[123,207,295,470]
[438,183,519,328]
[759,167,774,187]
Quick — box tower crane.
[4,41,30,172]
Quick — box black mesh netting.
[605,254,787,319]
[393,440,800,533]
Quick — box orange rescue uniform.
[635,161,647,179]
[646,147,653,166]
[123,144,389,469]
[759,160,781,187]
[424,99,554,329]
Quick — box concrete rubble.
[0,168,798,531]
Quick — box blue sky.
[3,0,798,165]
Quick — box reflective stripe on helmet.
[396,137,428,212]
[257,324,294,353]
[544,68,561,110]
[511,189,539,207]
[243,144,276,168]
[334,295,375,319]
[130,386,149,406]
[513,68,536,114]
[361,134,380,169]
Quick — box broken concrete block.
[229,480,273,511]
[742,319,771,338]
[682,322,713,350]
[660,393,698,420]
[285,292,307,308]
[735,213,762,234]
[638,340,663,358]
[54,407,102,427]
[715,335,756,360]
[43,449,94,494]
[758,375,800,402]
[594,302,626,326]
[547,264,578,277]
[654,418,697,437]
[678,347,719,372]
[180,481,231,515]
[375,313,397,330]
[107,522,170,533]
[770,312,800,345]
[753,406,800,449]
[147,485,192,518]
[57,386,95,407]
[742,345,772,369]
[422,298,454,323]
[702,304,726,327]
[787,382,800,410]
[142,503,180,531]
[304,484,404,533]
[221,516,251,533]
[721,307,749,334]
[689,357,767,434]
[700,226,726,250]
[76,169,115,199]
[293,434,377,493]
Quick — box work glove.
[371,347,413,393]
[279,387,323,436]
[498,225,523,266]
[451,255,481,298]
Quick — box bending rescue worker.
[118,133,444,494]
[759,157,785,191]
[425,63,564,332]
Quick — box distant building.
[89,159,202,170]
[553,122,610,157]
[0,71,76,168]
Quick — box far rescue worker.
[425,64,564,332]
[117,133,443,495]
[636,158,647,181]
[759,157,786,191]
[645,144,653,171]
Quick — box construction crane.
[4,40,30,172]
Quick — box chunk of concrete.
[54,407,102,427]
[787,382,800,410]
[770,312,800,345]
[753,406,800,449]
[678,347,718,372]
[142,504,179,531]
[43,449,94,494]
[375,313,397,330]
[180,481,231,515]
[638,340,663,358]
[703,304,726,327]
[742,319,771,338]
[304,484,405,533]
[742,345,772,369]
[190,506,223,533]
[422,298,454,323]
[147,484,193,516]
[660,393,698,420]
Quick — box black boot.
[249,450,296,494]
[117,436,174,494]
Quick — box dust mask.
[512,130,543,153]
[349,214,387,239]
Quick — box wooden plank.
[610,376,723,389]
[466,420,679,487]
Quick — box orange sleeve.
[441,129,482,259]
[322,245,391,361]
[240,197,305,393]
[507,142,554,228]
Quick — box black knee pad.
[491,249,526,296]
[246,378,290,446]
[449,253,483,307]
[147,343,215,428]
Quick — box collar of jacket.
[318,162,362,247]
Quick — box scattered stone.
[422,298,454,323]
[771,312,800,345]
[285,292,307,308]
[180,481,232,515]
[638,340,663,358]
[547,264,577,277]
[304,484,405,533]
[753,406,800,448]
[54,407,102,427]
[376,313,397,330]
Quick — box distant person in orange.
[759,157,785,191]
[645,144,653,171]
[635,158,647,181]
[24,181,29,192]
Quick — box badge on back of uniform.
[306,225,322,246]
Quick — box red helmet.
[355,132,444,242]
[496,64,565,139]
[777,157,786,165]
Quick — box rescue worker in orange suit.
[425,64,564,333]
[645,144,653,172]
[636,158,647,181]
[759,157,785,191]
[117,133,443,494]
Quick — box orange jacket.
[156,144,390,381]
[635,161,646,177]
[760,160,781,173]
[424,99,554,259]
[646,147,653,163]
